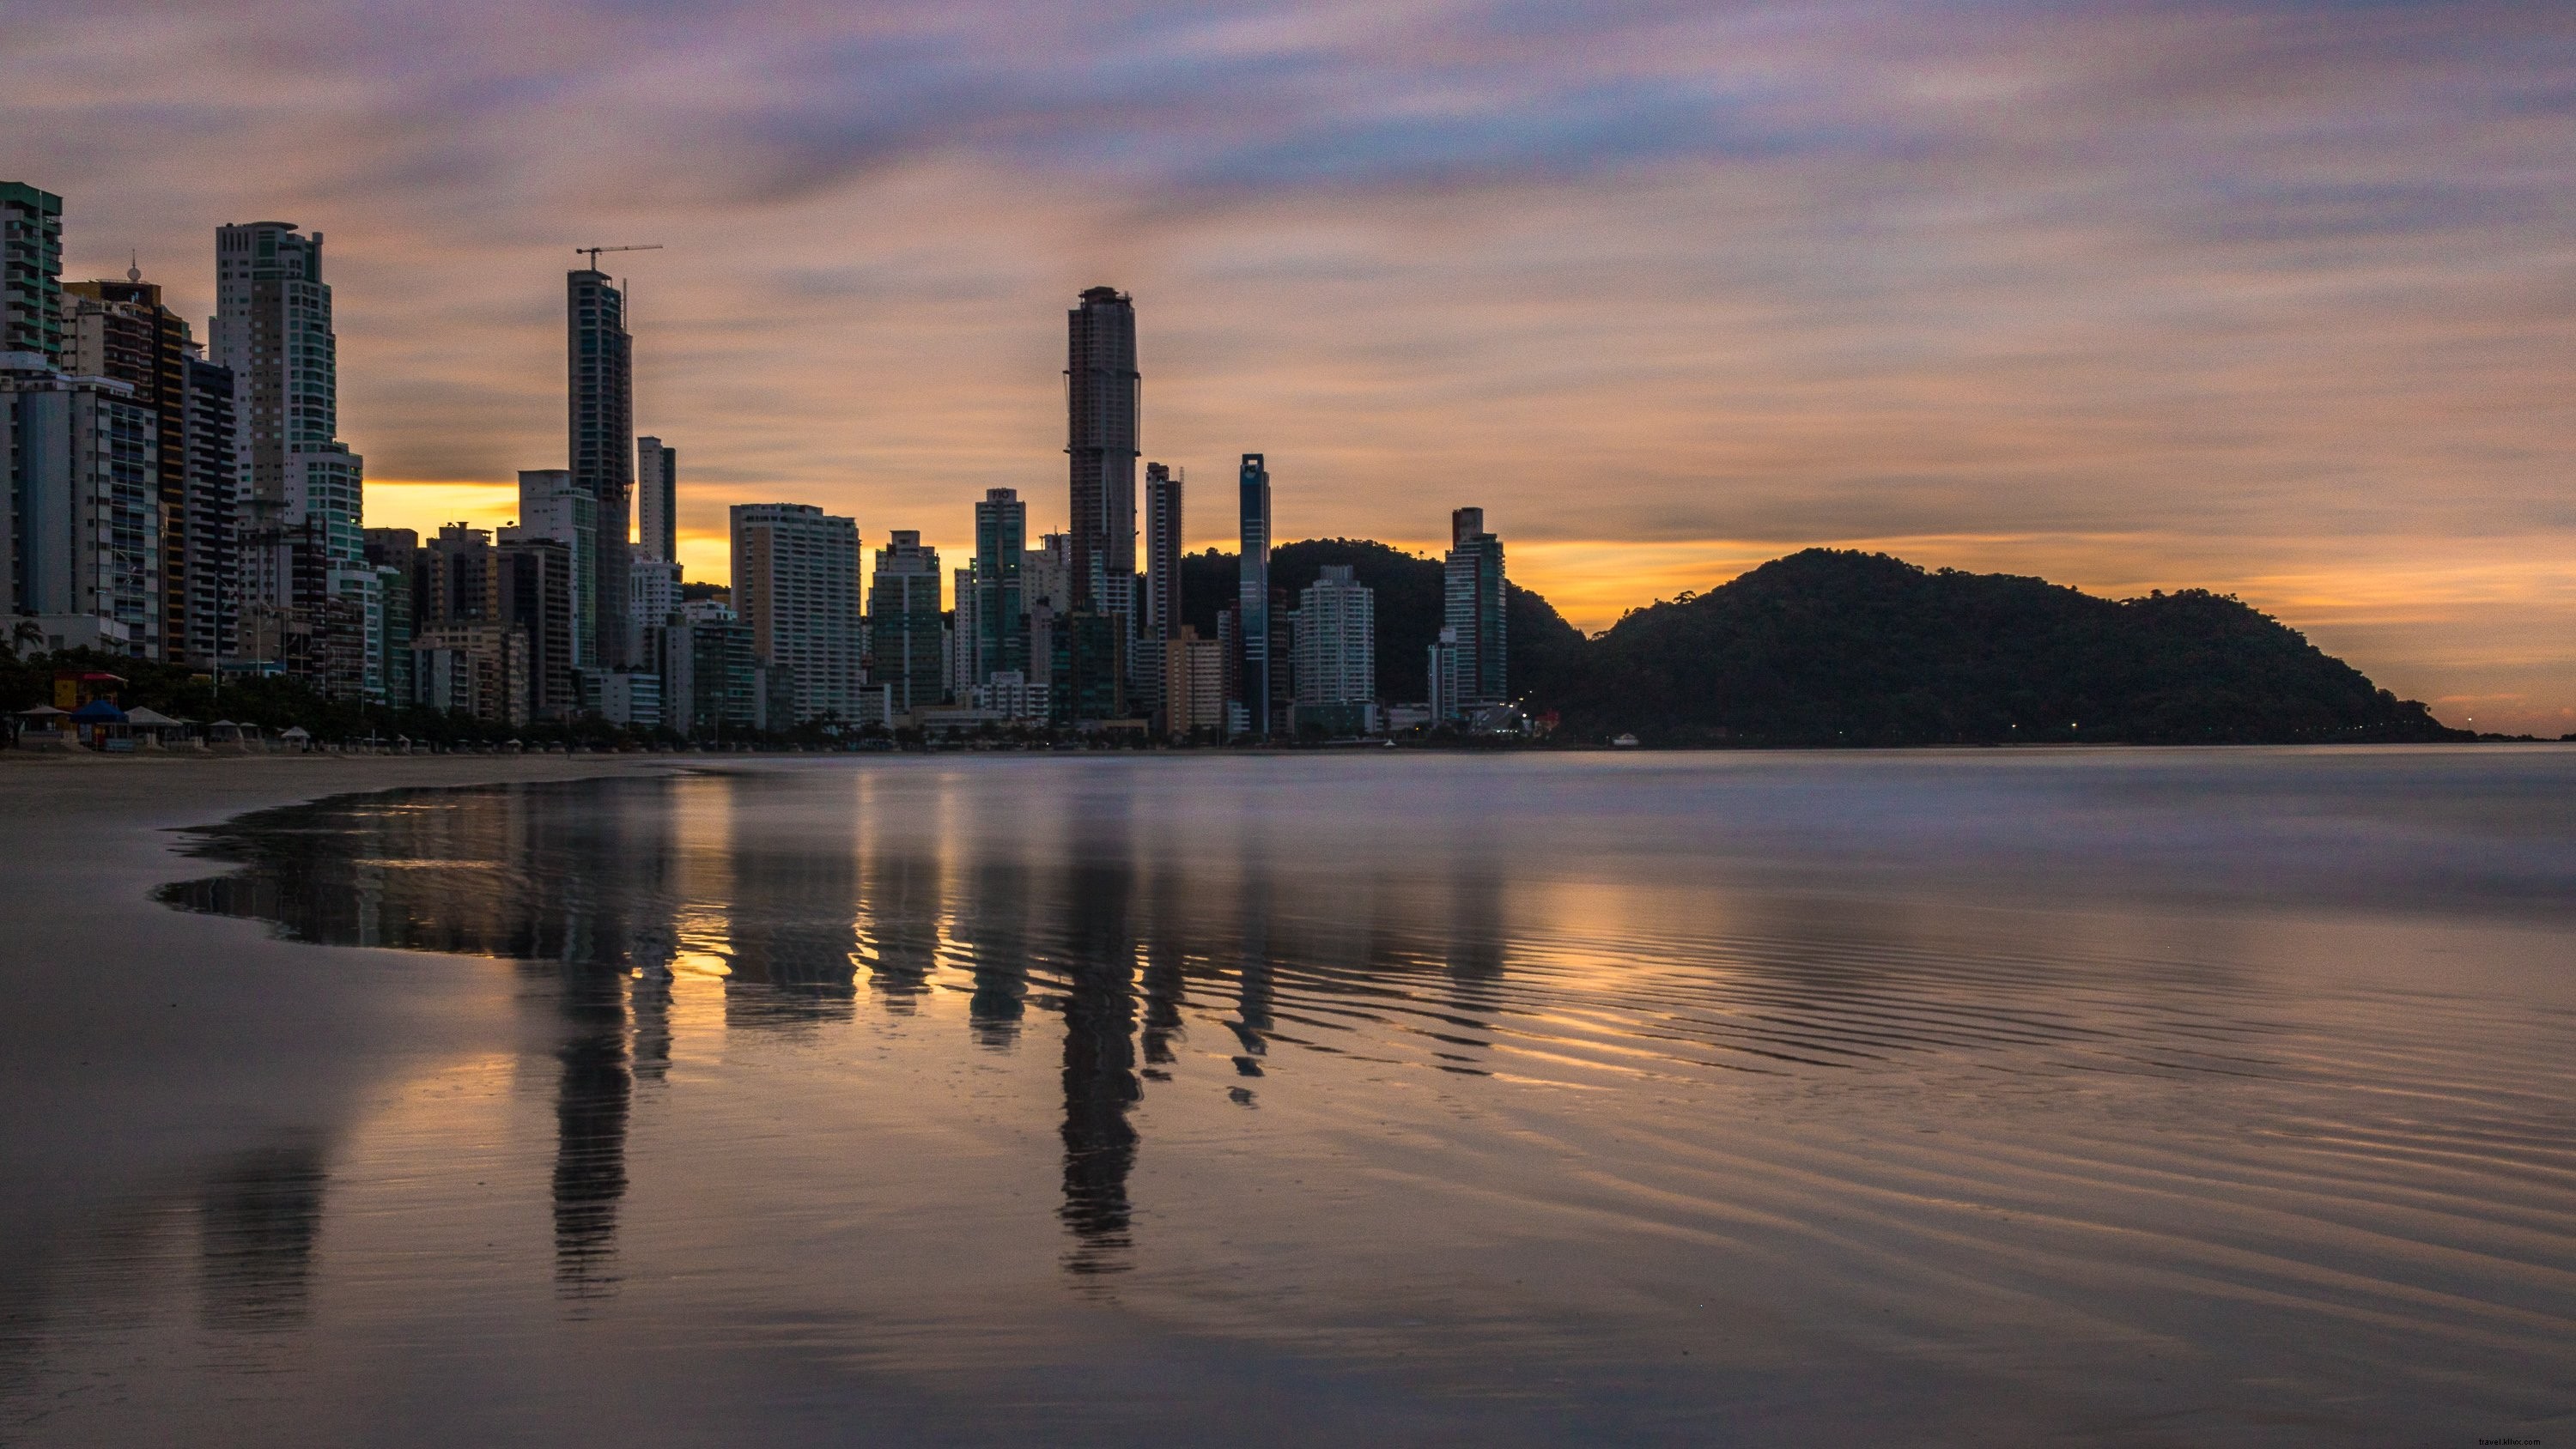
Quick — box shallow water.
[10,750,2576,1444]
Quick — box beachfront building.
[1163,626,1224,739]
[731,502,863,727]
[1293,564,1375,734]
[869,530,944,717]
[411,622,529,725]
[1442,506,1507,717]
[2,353,160,657]
[567,268,633,668]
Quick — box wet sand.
[0,754,705,1322]
[5,749,2571,1446]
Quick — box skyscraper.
[516,468,596,667]
[1023,530,1072,688]
[868,530,944,716]
[732,502,864,726]
[66,270,200,664]
[215,220,364,684]
[1136,461,1181,727]
[568,268,633,668]
[1,183,64,366]
[496,526,579,718]
[973,487,1026,686]
[179,348,241,670]
[1294,564,1375,718]
[1443,506,1508,712]
[214,223,343,539]
[1065,287,1138,617]
[1143,463,1182,647]
[1236,453,1271,736]
[635,435,676,564]
[2,354,158,654]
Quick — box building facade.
[2,183,64,366]
[411,622,529,725]
[3,358,160,656]
[65,273,197,663]
[214,220,363,687]
[567,269,632,668]
[514,468,595,668]
[635,435,676,564]
[1163,627,1224,739]
[1066,286,1138,618]
[731,502,864,726]
[496,529,579,718]
[1235,453,1271,736]
[655,598,757,741]
[1443,506,1508,713]
[973,487,1025,687]
[1293,564,1374,710]
[868,530,944,716]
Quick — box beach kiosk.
[12,703,75,749]
[122,706,194,750]
[68,698,132,751]
[205,719,260,753]
[278,725,314,754]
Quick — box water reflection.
[197,1141,328,1330]
[551,967,629,1295]
[153,760,2576,1312]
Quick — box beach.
[0,753,702,1343]
[4,748,2572,1446]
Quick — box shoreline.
[0,752,714,1338]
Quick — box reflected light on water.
[8,752,2570,1444]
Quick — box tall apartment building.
[630,555,679,663]
[973,487,1025,686]
[515,469,595,667]
[567,269,632,668]
[1,355,158,654]
[412,622,528,724]
[1443,506,1508,712]
[731,502,864,726]
[1066,286,1138,616]
[495,527,579,718]
[2,183,64,366]
[1143,462,1182,646]
[1427,626,1464,724]
[1163,626,1224,740]
[214,220,365,685]
[179,349,240,669]
[656,598,756,740]
[420,523,497,628]
[635,435,676,563]
[1023,530,1072,688]
[947,562,977,701]
[65,272,214,669]
[361,527,417,704]
[868,530,944,716]
[1294,564,1375,709]
[1235,453,1272,736]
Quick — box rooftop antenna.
[575,243,663,270]
[126,252,141,284]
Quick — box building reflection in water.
[197,1139,329,1330]
[161,770,1536,1290]
[1056,785,1142,1276]
[550,965,631,1296]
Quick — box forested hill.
[1167,542,2451,744]
[1555,549,2463,746]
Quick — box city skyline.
[7,1,2571,731]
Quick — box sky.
[6,0,2572,731]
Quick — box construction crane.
[574,244,662,270]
